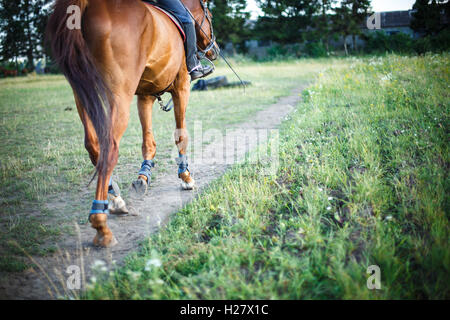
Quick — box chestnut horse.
[47,0,218,247]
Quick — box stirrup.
[190,65,214,81]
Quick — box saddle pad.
[142,1,186,42]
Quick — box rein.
[187,0,246,91]
[154,0,245,112]
[195,0,216,60]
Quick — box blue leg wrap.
[176,154,189,176]
[89,200,109,221]
[138,159,155,182]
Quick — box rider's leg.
[156,0,213,80]
[183,21,213,80]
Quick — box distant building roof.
[381,10,413,28]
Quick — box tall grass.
[85,54,449,299]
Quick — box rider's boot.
[183,22,213,81]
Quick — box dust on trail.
[0,87,304,299]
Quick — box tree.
[314,0,336,52]
[0,2,23,69]
[254,0,320,44]
[208,0,250,52]
[411,0,449,36]
[349,0,371,51]
[332,0,372,55]
[332,2,352,55]
[0,0,51,69]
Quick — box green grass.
[85,54,449,299]
[0,59,330,272]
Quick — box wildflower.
[92,260,105,268]
[126,270,142,281]
[145,258,162,271]
[91,260,107,272]
[380,73,392,82]
[149,279,164,286]
[326,206,332,211]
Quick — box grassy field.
[0,59,330,272]
[84,54,449,299]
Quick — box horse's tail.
[46,0,111,181]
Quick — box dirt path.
[0,87,303,299]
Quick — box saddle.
[141,0,186,42]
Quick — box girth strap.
[152,83,174,112]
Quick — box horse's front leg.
[132,95,157,195]
[171,75,195,190]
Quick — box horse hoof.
[131,177,148,195]
[108,195,129,215]
[180,171,195,190]
[90,214,116,248]
[181,180,195,190]
[93,232,118,248]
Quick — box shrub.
[267,44,290,59]
[365,29,450,55]
[304,41,328,58]
[414,29,450,54]
[259,42,327,61]
[44,62,61,74]
[364,31,414,54]
[0,62,19,78]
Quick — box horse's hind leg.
[171,74,195,190]
[90,91,133,247]
[75,95,100,167]
[132,95,157,195]
[75,96,128,215]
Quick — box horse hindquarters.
[48,0,148,246]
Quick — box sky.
[247,0,417,19]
